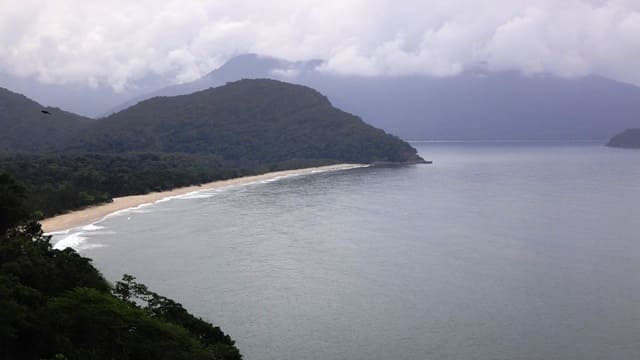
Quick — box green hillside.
[0,87,90,152]
[75,79,423,165]
[0,79,424,217]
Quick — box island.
[606,128,640,149]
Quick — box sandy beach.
[41,163,364,233]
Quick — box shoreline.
[41,163,365,234]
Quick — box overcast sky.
[1,0,639,91]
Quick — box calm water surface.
[53,142,640,360]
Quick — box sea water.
[52,141,640,360]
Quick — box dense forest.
[0,87,89,153]
[1,79,423,165]
[0,152,339,218]
[0,79,424,217]
[606,128,640,149]
[75,80,422,164]
[0,173,242,359]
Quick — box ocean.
[52,141,640,360]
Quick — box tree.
[114,275,241,359]
[0,172,29,235]
[0,173,242,359]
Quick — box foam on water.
[53,232,88,250]
[50,165,367,252]
[52,223,110,251]
[99,203,156,221]
[177,192,216,200]
[46,228,71,236]
[81,224,104,231]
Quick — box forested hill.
[0,87,91,152]
[0,79,423,218]
[74,79,423,164]
[606,129,640,149]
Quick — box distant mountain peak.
[203,54,283,78]
[101,54,640,141]
[204,53,324,80]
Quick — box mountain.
[302,71,640,141]
[1,79,421,164]
[8,54,640,141]
[1,79,423,218]
[76,79,423,164]
[110,54,640,140]
[0,173,242,360]
[105,54,323,116]
[606,129,640,149]
[0,87,91,152]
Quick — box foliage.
[0,173,242,359]
[74,79,422,165]
[0,172,29,233]
[0,87,89,153]
[0,152,336,218]
[0,79,423,217]
[113,274,240,358]
[1,79,422,164]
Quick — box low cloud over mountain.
[1,0,639,91]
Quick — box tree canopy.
[0,173,242,360]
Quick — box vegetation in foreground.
[0,172,242,360]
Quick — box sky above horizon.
[1,0,639,91]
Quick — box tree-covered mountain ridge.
[1,79,424,165]
[0,87,90,153]
[0,79,424,218]
[79,79,424,164]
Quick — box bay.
[53,141,640,360]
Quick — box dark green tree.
[0,173,241,359]
[0,172,30,235]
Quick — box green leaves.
[0,174,241,359]
[0,172,29,235]
[113,274,240,357]
[43,287,212,360]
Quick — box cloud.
[1,0,639,90]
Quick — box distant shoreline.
[406,139,606,143]
[41,163,366,234]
